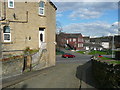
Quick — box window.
[8,0,14,8]
[3,26,11,42]
[39,1,45,15]
[73,38,76,42]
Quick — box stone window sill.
[38,15,46,17]
[2,42,13,44]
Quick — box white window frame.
[3,26,11,42]
[39,1,45,15]
[8,0,14,8]
[4,33,11,42]
[73,38,76,42]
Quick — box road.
[4,50,98,89]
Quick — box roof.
[59,33,82,38]
[49,0,57,10]
[90,36,111,42]
[83,43,103,48]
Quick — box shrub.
[24,47,39,55]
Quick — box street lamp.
[112,35,114,58]
[111,25,115,58]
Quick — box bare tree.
[56,21,63,51]
[56,21,63,34]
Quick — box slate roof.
[59,33,82,38]
[83,43,103,48]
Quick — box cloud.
[55,2,118,19]
[62,21,118,37]
[69,8,102,19]
[57,13,63,17]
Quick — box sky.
[52,1,119,37]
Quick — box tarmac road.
[3,50,98,89]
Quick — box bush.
[24,47,39,55]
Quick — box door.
[39,28,45,48]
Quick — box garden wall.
[92,59,120,88]
[115,51,120,60]
[1,49,49,80]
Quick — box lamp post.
[111,24,115,58]
[112,35,114,58]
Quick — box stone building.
[0,0,57,65]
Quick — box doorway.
[39,28,45,48]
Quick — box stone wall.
[2,56,24,79]
[2,49,50,79]
[91,59,120,88]
[32,49,49,71]
[115,51,120,60]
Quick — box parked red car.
[98,54,103,57]
[62,53,75,58]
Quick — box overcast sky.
[53,1,119,37]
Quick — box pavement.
[1,49,99,89]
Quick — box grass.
[88,50,111,55]
[76,51,85,54]
[100,57,112,60]
[109,61,120,64]
[97,56,120,64]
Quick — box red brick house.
[57,33,83,50]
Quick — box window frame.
[3,26,11,42]
[8,0,14,8]
[39,1,45,15]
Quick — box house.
[83,43,103,51]
[83,36,103,51]
[0,0,57,65]
[83,36,90,43]
[57,33,83,50]
[90,36,112,50]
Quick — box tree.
[56,21,63,50]
[56,21,63,34]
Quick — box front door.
[39,28,45,48]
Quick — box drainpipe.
[0,0,6,21]
[3,1,6,20]
[0,22,2,59]
[0,1,2,59]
